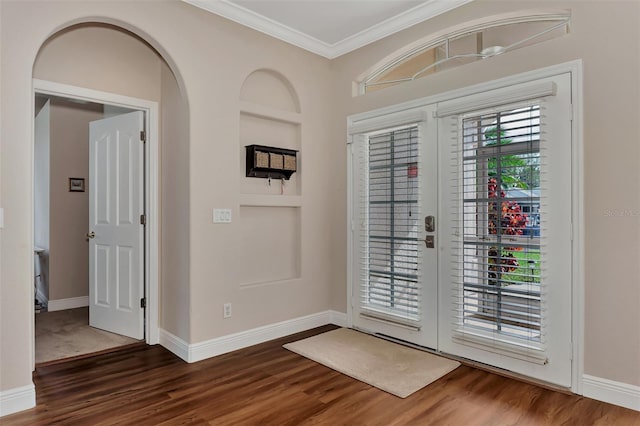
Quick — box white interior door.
[349,105,438,349]
[88,111,144,340]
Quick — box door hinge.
[140,130,146,142]
[140,298,146,309]
[140,214,146,226]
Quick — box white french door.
[437,74,573,387]
[349,70,576,388]
[88,111,145,340]
[349,105,438,349]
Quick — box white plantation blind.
[358,125,422,327]
[450,102,549,364]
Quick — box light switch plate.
[213,208,232,223]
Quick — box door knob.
[86,231,95,239]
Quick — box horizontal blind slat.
[359,125,422,324]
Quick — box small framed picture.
[69,178,85,192]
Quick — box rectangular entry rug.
[284,328,460,398]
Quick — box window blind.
[358,125,422,327]
[450,103,548,364]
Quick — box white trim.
[435,81,557,117]
[346,142,355,330]
[329,310,348,327]
[183,0,333,57]
[160,310,344,363]
[0,384,35,417]
[330,0,474,59]
[348,108,428,135]
[349,61,582,127]
[47,296,89,312]
[158,329,190,362]
[570,62,585,396]
[182,0,472,59]
[32,79,160,349]
[583,375,640,412]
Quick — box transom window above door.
[359,12,570,94]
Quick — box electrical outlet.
[223,303,232,318]
[213,209,232,223]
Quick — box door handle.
[425,215,435,233]
[86,231,95,239]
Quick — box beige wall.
[329,1,640,387]
[0,0,334,396]
[34,24,162,102]
[160,60,190,339]
[48,99,103,301]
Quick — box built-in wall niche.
[240,69,300,113]
[239,69,302,198]
[237,206,301,287]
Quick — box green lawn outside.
[503,250,540,285]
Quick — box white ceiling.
[183,0,473,59]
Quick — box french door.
[349,71,575,387]
[349,105,438,349]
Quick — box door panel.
[89,111,144,340]
[350,106,438,349]
[437,74,573,386]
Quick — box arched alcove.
[237,69,303,287]
[240,69,301,113]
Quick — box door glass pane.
[461,106,542,343]
[364,126,421,321]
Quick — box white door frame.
[31,79,160,364]
[346,60,584,393]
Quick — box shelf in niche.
[239,194,302,207]
[240,101,302,124]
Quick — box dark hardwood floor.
[3,325,639,425]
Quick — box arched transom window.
[360,13,570,94]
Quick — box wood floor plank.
[3,325,639,425]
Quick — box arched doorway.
[31,22,189,366]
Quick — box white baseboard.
[160,309,347,363]
[329,310,348,327]
[47,296,89,311]
[0,384,35,417]
[158,329,190,362]
[583,374,640,412]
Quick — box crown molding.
[182,0,473,59]
[183,0,334,57]
[331,0,474,58]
